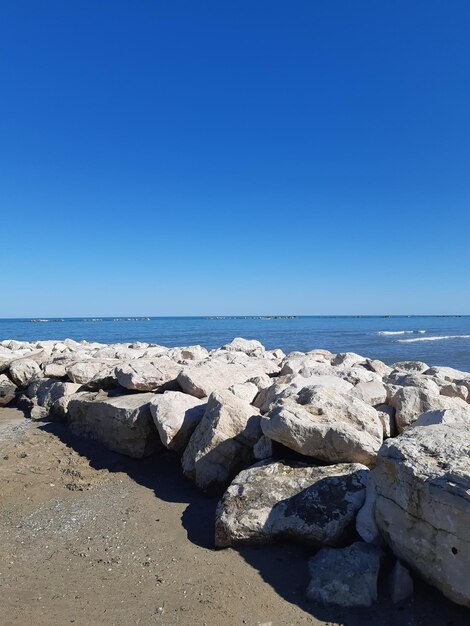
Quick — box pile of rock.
[1,337,469,608]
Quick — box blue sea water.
[1,316,470,372]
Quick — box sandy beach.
[1,406,467,626]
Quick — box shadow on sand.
[40,421,470,626]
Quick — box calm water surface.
[1,316,470,372]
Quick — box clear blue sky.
[1,1,469,317]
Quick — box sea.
[1,315,470,372]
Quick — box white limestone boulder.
[215,460,368,548]
[115,357,181,392]
[8,358,42,387]
[177,357,277,399]
[374,423,470,607]
[181,390,261,494]
[149,391,206,451]
[261,386,383,466]
[389,386,469,432]
[67,392,160,458]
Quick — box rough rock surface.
[177,358,278,399]
[182,390,261,494]
[306,542,383,607]
[115,357,182,392]
[262,387,383,466]
[149,391,206,451]
[215,460,368,548]
[0,374,17,406]
[389,385,469,432]
[8,358,42,387]
[374,424,470,607]
[68,392,159,458]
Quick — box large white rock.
[306,542,383,607]
[374,424,470,607]
[182,390,261,494]
[8,358,42,387]
[65,360,119,385]
[425,365,470,383]
[115,357,181,391]
[68,392,160,458]
[215,461,368,548]
[253,374,353,414]
[149,391,206,451]
[350,380,388,406]
[177,358,277,399]
[411,408,470,428]
[221,337,265,354]
[390,386,469,432]
[261,387,383,466]
[392,361,429,373]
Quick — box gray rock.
[68,392,160,458]
[149,391,206,451]
[350,380,388,406]
[215,461,368,548]
[306,542,383,607]
[392,360,429,373]
[389,560,414,604]
[374,424,470,607]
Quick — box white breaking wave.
[398,334,470,343]
[377,330,426,336]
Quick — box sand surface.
[0,407,468,626]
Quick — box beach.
[1,406,468,626]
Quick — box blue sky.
[1,1,469,316]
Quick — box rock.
[440,383,469,402]
[392,361,429,373]
[177,358,277,399]
[365,358,392,377]
[390,386,469,432]
[8,358,42,387]
[27,378,82,412]
[221,337,265,354]
[0,374,17,406]
[253,435,273,460]
[389,560,414,604]
[387,372,441,393]
[261,387,383,466]
[425,365,470,383]
[350,380,387,406]
[306,542,383,607]
[43,361,68,378]
[182,390,261,494]
[68,392,160,458]
[356,471,381,544]
[253,374,353,414]
[115,358,181,392]
[65,360,119,385]
[331,352,365,368]
[228,381,259,403]
[374,424,470,607]
[215,461,368,548]
[149,391,206,451]
[179,345,209,361]
[411,408,470,428]
[374,404,396,439]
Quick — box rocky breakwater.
[1,337,469,610]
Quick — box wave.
[377,330,426,336]
[398,334,470,343]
